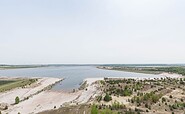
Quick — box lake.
[0,66,163,90]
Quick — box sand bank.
[0,77,62,105]
[73,78,103,104]
[1,77,102,114]
[2,75,183,114]
[0,77,62,114]
[159,72,184,78]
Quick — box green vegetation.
[99,78,185,114]
[91,105,98,114]
[100,66,185,76]
[104,93,112,102]
[97,95,102,102]
[114,87,133,97]
[91,105,119,114]
[90,103,138,114]
[104,79,135,97]
[0,80,16,86]
[40,77,185,114]
[15,96,20,104]
[111,101,125,110]
[132,92,162,105]
[122,86,133,96]
[99,108,117,114]
[0,78,37,92]
[100,80,105,85]
[152,67,185,75]
[0,65,46,69]
[169,102,185,110]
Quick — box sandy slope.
[0,77,61,105]
[159,72,183,78]
[1,78,102,114]
[0,77,62,114]
[73,78,103,104]
[6,91,81,114]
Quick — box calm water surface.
[0,66,163,90]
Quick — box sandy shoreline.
[0,73,183,114]
[0,77,103,114]
[0,77,63,114]
[159,72,184,78]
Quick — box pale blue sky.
[0,0,185,64]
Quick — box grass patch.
[0,79,37,92]
[0,80,16,86]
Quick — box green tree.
[104,93,112,102]
[15,96,20,104]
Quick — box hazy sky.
[0,0,185,64]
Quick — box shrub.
[145,103,148,108]
[15,96,20,104]
[112,101,125,110]
[122,89,132,96]
[104,93,112,102]
[162,97,166,103]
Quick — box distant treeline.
[101,64,185,67]
[150,67,185,76]
[100,66,185,76]
[0,65,46,69]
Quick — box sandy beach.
[0,77,62,104]
[0,77,62,114]
[1,77,103,114]
[7,91,81,114]
[159,72,184,78]
[73,78,103,104]
[0,73,183,114]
